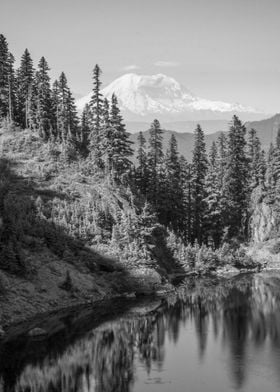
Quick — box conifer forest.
[0,32,279,281]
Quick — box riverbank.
[0,256,265,338]
[0,253,174,332]
[0,270,251,342]
[0,294,166,343]
[0,267,276,343]
[0,239,271,335]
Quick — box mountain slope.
[129,129,222,162]
[126,120,229,134]
[246,113,280,150]
[77,73,264,123]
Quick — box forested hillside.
[0,33,280,325]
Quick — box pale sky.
[1,0,280,113]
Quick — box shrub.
[233,247,258,269]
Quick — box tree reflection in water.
[1,273,280,392]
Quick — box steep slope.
[77,73,263,123]
[0,128,174,327]
[246,113,280,150]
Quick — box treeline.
[0,33,278,250]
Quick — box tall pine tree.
[89,64,103,167]
[164,134,184,232]
[7,52,17,122]
[191,124,208,244]
[31,57,53,139]
[0,34,12,120]
[136,131,148,195]
[247,128,262,190]
[107,94,133,178]
[52,72,79,146]
[223,115,249,239]
[179,156,192,242]
[147,119,165,211]
[204,142,223,247]
[16,49,34,128]
[80,103,91,153]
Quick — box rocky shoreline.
[0,266,263,341]
[0,287,174,343]
[1,239,278,340]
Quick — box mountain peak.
[76,73,263,122]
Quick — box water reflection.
[1,273,280,392]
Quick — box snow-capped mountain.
[76,73,263,121]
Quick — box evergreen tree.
[223,115,249,239]
[102,97,110,128]
[100,97,112,171]
[51,79,60,138]
[55,72,78,144]
[136,131,148,195]
[217,132,228,190]
[29,75,39,131]
[269,127,280,204]
[179,156,192,242]
[147,119,165,210]
[16,49,34,128]
[80,103,91,153]
[31,57,53,139]
[107,94,133,178]
[164,134,184,232]
[0,34,9,119]
[256,149,266,189]
[89,64,103,166]
[204,142,223,247]
[191,124,208,244]
[7,52,17,122]
[66,87,79,141]
[209,140,218,166]
[247,128,262,190]
[56,72,69,142]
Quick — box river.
[1,272,280,392]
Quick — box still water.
[1,273,280,392]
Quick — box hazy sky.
[1,0,280,113]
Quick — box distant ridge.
[129,114,280,161]
[126,120,229,135]
[129,129,223,162]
